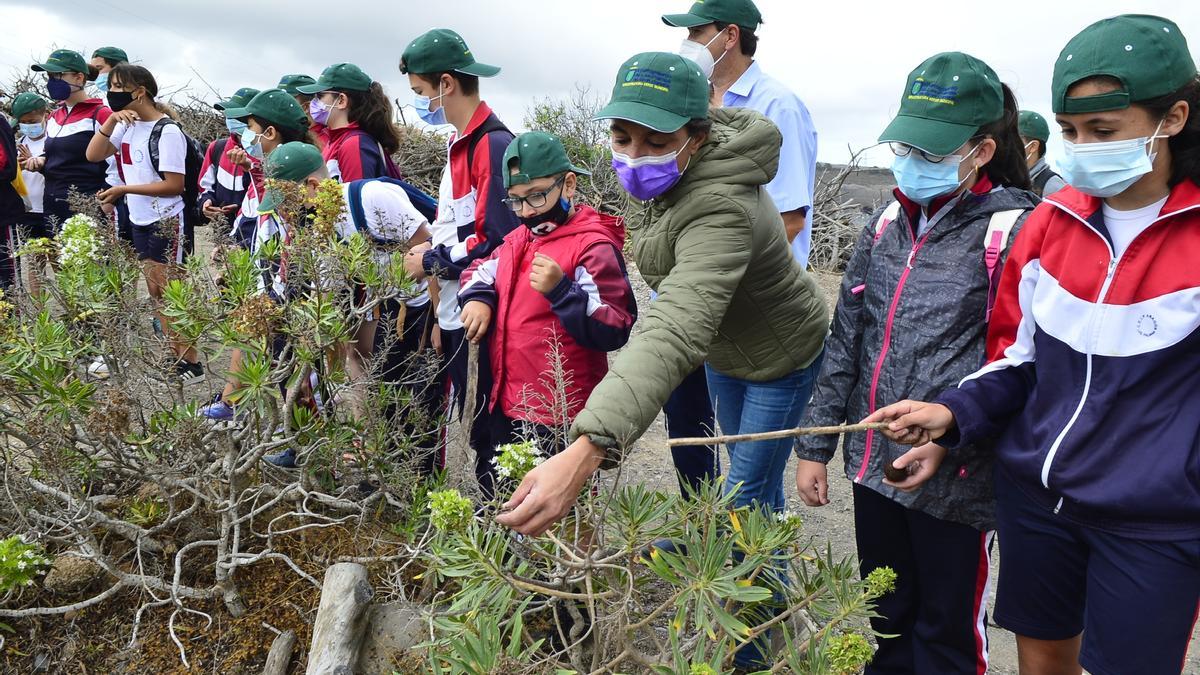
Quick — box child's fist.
[529,253,564,294]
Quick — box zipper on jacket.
[1034,198,1200,488]
[857,231,931,483]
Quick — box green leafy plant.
[0,536,51,594]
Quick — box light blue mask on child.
[240,127,264,160]
[891,145,978,206]
[1058,121,1167,198]
[95,72,110,93]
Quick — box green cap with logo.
[214,87,261,112]
[1018,110,1051,143]
[31,49,89,74]
[259,142,327,213]
[1052,14,1197,114]
[91,46,128,63]
[11,92,49,118]
[878,51,1004,157]
[296,63,373,94]
[503,132,591,188]
[594,52,709,133]
[278,74,317,96]
[662,0,762,29]
[400,28,500,78]
[223,89,310,134]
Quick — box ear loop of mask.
[706,28,731,74]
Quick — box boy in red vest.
[458,132,636,499]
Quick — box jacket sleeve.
[934,207,1044,448]
[422,130,520,279]
[198,139,220,205]
[0,117,15,184]
[569,195,751,465]
[794,222,877,463]
[544,241,637,352]
[457,249,500,309]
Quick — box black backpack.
[148,118,205,227]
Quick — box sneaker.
[264,448,298,468]
[87,357,110,380]
[200,397,234,422]
[175,361,206,385]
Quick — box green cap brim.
[294,83,325,95]
[570,165,592,177]
[213,100,234,111]
[662,12,713,27]
[594,100,690,134]
[877,114,978,157]
[258,190,282,214]
[31,62,68,73]
[456,62,501,78]
[223,106,251,120]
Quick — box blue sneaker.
[200,398,234,422]
[264,448,298,468]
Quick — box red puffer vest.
[489,205,625,425]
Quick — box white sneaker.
[87,358,110,380]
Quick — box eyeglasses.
[889,143,950,163]
[502,176,565,213]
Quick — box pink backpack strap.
[873,201,902,244]
[983,209,1024,322]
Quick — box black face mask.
[519,197,572,236]
[106,90,135,112]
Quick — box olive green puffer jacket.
[571,107,828,464]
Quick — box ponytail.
[974,83,1031,190]
[85,64,101,82]
[341,82,400,155]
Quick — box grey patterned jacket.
[796,185,1039,531]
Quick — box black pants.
[439,326,493,488]
[375,300,443,479]
[853,483,994,675]
[0,220,16,290]
[662,366,719,497]
[482,410,566,502]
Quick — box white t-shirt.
[335,181,430,308]
[1102,195,1168,259]
[108,119,186,226]
[19,135,46,213]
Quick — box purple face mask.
[610,138,692,201]
[309,96,331,125]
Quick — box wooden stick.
[459,341,479,456]
[666,422,890,447]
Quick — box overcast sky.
[2,0,1195,168]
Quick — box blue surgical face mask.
[1057,121,1167,198]
[891,144,978,206]
[19,122,45,138]
[95,72,110,93]
[414,84,447,126]
[226,118,248,137]
[241,127,264,159]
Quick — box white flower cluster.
[492,440,543,481]
[57,214,101,270]
[0,535,51,590]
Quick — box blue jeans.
[706,351,824,513]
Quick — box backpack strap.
[465,115,511,171]
[983,209,1024,322]
[148,117,177,180]
[873,201,902,243]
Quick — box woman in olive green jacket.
[498,52,827,536]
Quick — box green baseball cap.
[259,142,327,213]
[224,89,309,134]
[662,0,762,29]
[878,52,1004,157]
[400,28,500,78]
[503,132,591,189]
[1018,110,1051,143]
[91,46,128,63]
[296,63,373,94]
[594,52,709,133]
[278,74,317,97]
[1052,14,1196,114]
[11,92,49,118]
[214,87,261,112]
[31,49,89,74]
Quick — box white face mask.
[678,29,729,79]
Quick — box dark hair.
[248,115,313,145]
[1033,139,1047,159]
[108,63,158,99]
[712,21,759,57]
[404,69,480,97]
[69,64,101,81]
[97,57,123,68]
[685,117,713,137]
[972,83,1031,190]
[336,82,400,155]
[1139,75,1200,187]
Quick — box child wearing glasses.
[458,132,636,500]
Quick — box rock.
[43,555,104,595]
[357,602,425,673]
